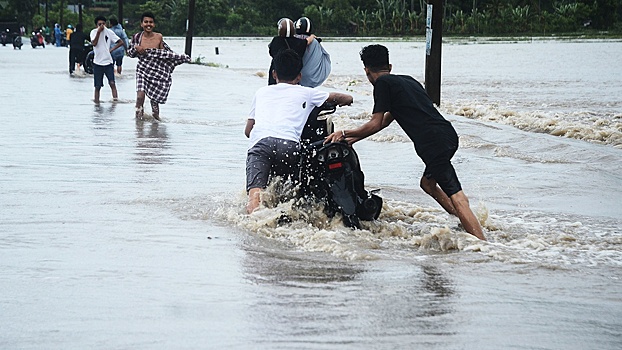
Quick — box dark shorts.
[246,137,301,192]
[423,147,462,197]
[93,63,115,88]
[112,52,124,66]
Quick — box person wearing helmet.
[267,18,315,86]
[66,24,73,43]
[294,17,331,88]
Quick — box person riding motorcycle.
[244,49,353,214]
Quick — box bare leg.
[110,82,118,100]
[420,176,458,216]
[420,176,485,240]
[135,91,145,118]
[449,191,486,240]
[247,188,261,214]
[117,65,122,75]
[151,100,160,121]
[94,87,101,104]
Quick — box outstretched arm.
[327,92,353,107]
[324,111,393,145]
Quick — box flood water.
[1,37,621,349]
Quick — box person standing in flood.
[69,24,89,74]
[127,12,190,121]
[108,17,129,76]
[90,16,124,104]
[54,23,62,47]
[324,44,486,240]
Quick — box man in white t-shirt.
[90,15,124,104]
[244,49,353,213]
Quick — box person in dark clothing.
[267,18,314,85]
[69,24,89,74]
[324,44,486,240]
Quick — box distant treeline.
[2,0,621,36]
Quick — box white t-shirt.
[90,27,120,66]
[248,83,329,148]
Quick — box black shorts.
[423,148,462,197]
[246,137,300,192]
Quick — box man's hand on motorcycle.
[324,131,356,145]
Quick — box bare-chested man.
[128,12,189,121]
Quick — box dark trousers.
[69,48,84,73]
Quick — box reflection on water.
[243,242,362,285]
[92,103,116,129]
[134,119,169,164]
[241,239,458,347]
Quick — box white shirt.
[90,27,120,66]
[248,83,329,148]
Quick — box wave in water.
[167,182,622,269]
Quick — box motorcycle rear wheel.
[83,51,94,74]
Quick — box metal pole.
[78,2,82,27]
[45,0,49,27]
[425,0,442,105]
[118,0,123,25]
[184,0,196,57]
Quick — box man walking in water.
[90,16,124,104]
[324,44,486,240]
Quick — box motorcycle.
[83,45,94,74]
[0,30,8,46]
[13,35,22,49]
[297,102,382,228]
[30,32,45,48]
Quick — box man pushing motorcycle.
[245,49,353,214]
[324,44,486,240]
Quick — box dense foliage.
[1,0,620,36]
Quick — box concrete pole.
[425,0,442,105]
[185,0,196,57]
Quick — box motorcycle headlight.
[342,148,349,157]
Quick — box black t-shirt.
[372,74,458,161]
[69,31,89,49]
[267,36,307,85]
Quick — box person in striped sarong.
[128,12,190,121]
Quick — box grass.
[189,55,227,68]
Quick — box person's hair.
[109,17,119,26]
[75,24,83,32]
[94,16,106,25]
[273,49,302,81]
[360,45,390,72]
[141,12,156,22]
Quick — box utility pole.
[78,2,83,27]
[118,0,123,25]
[425,0,443,105]
[185,0,196,57]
